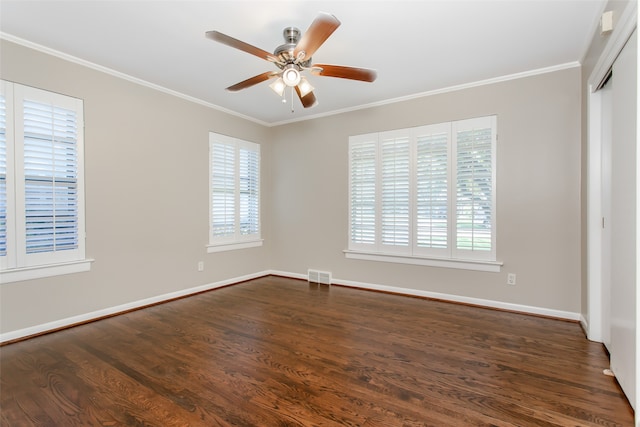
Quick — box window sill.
[344,250,502,272]
[0,259,95,284]
[207,239,263,253]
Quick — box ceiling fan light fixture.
[269,77,286,96]
[298,77,314,97]
[282,65,301,87]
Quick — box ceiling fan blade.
[293,12,341,62]
[295,86,318,108]
[311,64,377,82]
[226,71,278,92]
[206,30,279,63]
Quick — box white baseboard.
[332,277,581,321]
[0,270,271,343]
[1,269,582,343]
[580,315,589,337]
[269,270,581,321]
[267,269,308,280]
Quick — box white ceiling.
[0,0,605,126]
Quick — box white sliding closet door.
[610,29,637,410]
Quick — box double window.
[208,132,261,252]
[348,116,498,269]
[1,81,88,282]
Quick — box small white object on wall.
[601,10,614,34]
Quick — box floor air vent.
[308,269,332,285]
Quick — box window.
[1,81,90,283]
[347,116,499,271]
[208,132,261,252]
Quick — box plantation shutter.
[349,134,377,249]
[453,116,496,260]
[210,140,236,239]
[22,100,79,255]
[348,116,496,264]
[209,133,261,247]
[0,82,87,278]
[0,91,7,261]
[239,143,259,237]
[12,85,85,267]
[380,131,411,251]
[415,124,450,255]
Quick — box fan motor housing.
[274,27,311,68]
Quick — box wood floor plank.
[0,276,634,426]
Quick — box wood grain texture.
[0,276,634,426]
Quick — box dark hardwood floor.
[0,275,634,426]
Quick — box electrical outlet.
[507,273,516,285]
[197,261,204,272]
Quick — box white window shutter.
[209,133,260,247]
[348,115,496,263]
[414,123,450,256]
[210,141,236,239]
[22,100,80,255]
[453,116,496,260]
[13,85,85,267]
[0,89,7,263]
[238,143,260,238]
[349,134,377,249]
[380,131,411,252]
[0,81,15,271]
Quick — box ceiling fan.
[206,12,377,109]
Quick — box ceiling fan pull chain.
[290,86,295,113]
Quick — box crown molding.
[0,32,270,127]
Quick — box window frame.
[346,115,501,272]
[207,132,262,253]
[1,80,91,284]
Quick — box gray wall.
[0,40,272,334]
[1,37,583,335]
[270,68,582,313]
